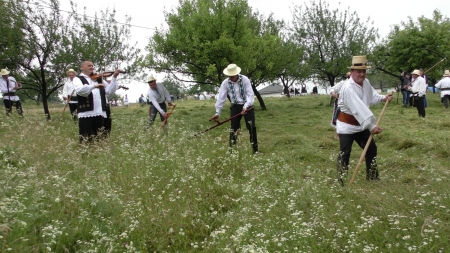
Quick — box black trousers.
[78,116,105,143]
[337,129,379,180]
[104,104,112,136]
[3,99,23,115]
[415,96,426,117]
[443,94,450,109]
[68,103,77,119]
[148,102,167,125]
[229,104,258,153]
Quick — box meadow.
[1,93,450,252]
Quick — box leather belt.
[337,112,360,126]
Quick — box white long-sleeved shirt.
[73,73,114,118]
[0,76,20,101]
[434,77,450,98]
[105,77,119,101]
[408,76,427,97]
[215,75,254,115]
[147,82,171,114]
[337,77,385,134]
[330,79,347,95]
[62,79,77,104]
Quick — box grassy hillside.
[1,94,449,252]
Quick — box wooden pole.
[160,104,177,128]
[349,93,392,184]
[61,90,75,119]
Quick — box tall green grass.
[1,94,449,252]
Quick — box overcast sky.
[58,0,450,101]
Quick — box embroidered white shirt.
[0,76,20,101]
[215,75,254,115]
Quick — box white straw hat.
[223,64,241,76]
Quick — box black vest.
[76,76,107,113]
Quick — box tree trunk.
[252,85,266,110]
[283,84,291,98]
[42,91,51,120]
[36,93,41,106]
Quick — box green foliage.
[162,78,183,96]
[0,0,25,72]
[68,1,141,73]
[144,0,287,90]
[1,94,450,251]
[374,10,450,84]
[291,0,378,87]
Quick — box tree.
[143,0,287,110]
[0,0,25,72]
[275,37,310,98]
[372,10,450,85]
[161,78,183,97]
[6,0,140,120]
[68,1,142,74]
[291,0,378,87]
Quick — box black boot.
[366,158,379,181]
[336,153,348,186]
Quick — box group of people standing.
[10,55,448,184]
[400,68,450,118]
[287,83,313,96]
[399,69,428,118]
[331,56,450,182]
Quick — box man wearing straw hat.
[211,63,258,154]
[404,69,427,118]
[336,56,392,181]
[62,69,78,122]
[434,70,450,109]
[0,68,23,117]
[146,75,173,127]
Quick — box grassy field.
[1,93,450,252]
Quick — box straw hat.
[66,69,77,75]
[223,64,241,76]
[348,55,371,70]
[147,75,156,82]
[411,69,421,76]
[0,69,10,75]
[443,70,450,77]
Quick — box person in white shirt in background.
[0,69,23,116]
[124,94,129,106]
[62,69,78,122]
[211,64,259,154]
[404,69,427,118]
[336,55,392,182]
[146,75,173,127]
[434,70,450,109]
